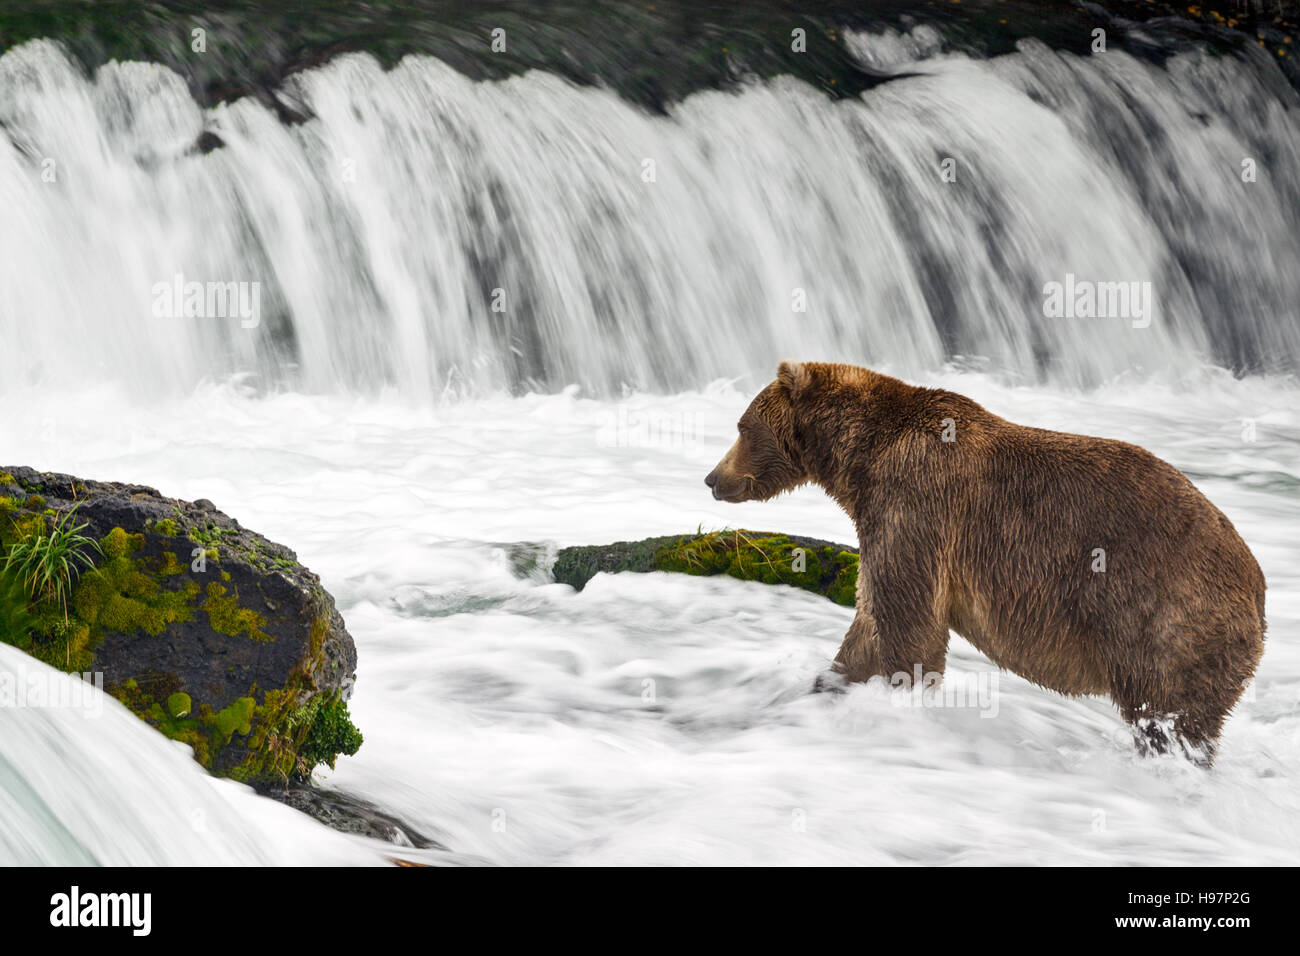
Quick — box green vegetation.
[101,526,140,560]
[0,567,36,649]
[115,666,364,784]
[202,582,272,641]
[551,528,859,607]
[73,533,200,637]
[187,522,234,549]
[147,518,178,537]
[295,694,365,772]
[212,696,257,742]
[3,505,100,623]
[116,676,214,767]
[654,529,858,607]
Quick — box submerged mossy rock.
[0,466,361,789]
[550,529,859,607]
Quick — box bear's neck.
[797,375,919,520]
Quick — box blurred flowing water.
[0,20,1297,864]
[0,643,413,864]
[1,29,1297,396]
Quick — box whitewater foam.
[1,373,1295,865]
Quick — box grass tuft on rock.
[551,528,858,606]
[654,529,858,606]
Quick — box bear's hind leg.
[1171,707,1223,767]
[1119,702,1220,768]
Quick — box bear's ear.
[776,360,811,398]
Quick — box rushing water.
[2,31,1298,398]
[0,642,410,865]
[0,20,1298,864]
[1,373,1297,865]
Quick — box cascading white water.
[0,643,388,865]
[1,34,1296,399]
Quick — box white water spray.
[0,644,384,864]
[1,36,1296,399]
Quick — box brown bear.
[704,361,1266,762]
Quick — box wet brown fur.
[704,361,1266,762]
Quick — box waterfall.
[2,17,1298,867]
[0,644,380,864]
[0,32,1296,398]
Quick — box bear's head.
[704,360,813,503]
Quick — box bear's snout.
[705,468,731,500]
[705,464,749,501]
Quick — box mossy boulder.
[0,466,361,789]
[550,528,859,607]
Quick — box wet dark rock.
[0,465,361,788]
[268,784,446,851]
[548,529,860,606]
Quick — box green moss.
[202,582,272,642]
[26,614,93,671]
[0,567,36,650]
[654,533,736,576]
[114,682,261,770]
[23,496,46,511]
[68,527,282,642]
[0,496,17,514]
[188,523,234,549]
[147,518,179,537]
[154,707,210,765]
[3,512,46,546]
[551,534,677,591]
[54,524,276,690]
[826,552,859,607]
[100,526,142,560]
[109,633,361,788]
[210,696,256,742]
[228,686,303,784]
[651,529,858,607]
[167,724,212,765]
[73,549,198,636]
[222,604,361,785]
[218,680,362,786]
[111,677,208,765]
[0,472,14,485]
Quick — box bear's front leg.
[832,560,951,686]
[831,609,883,683]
